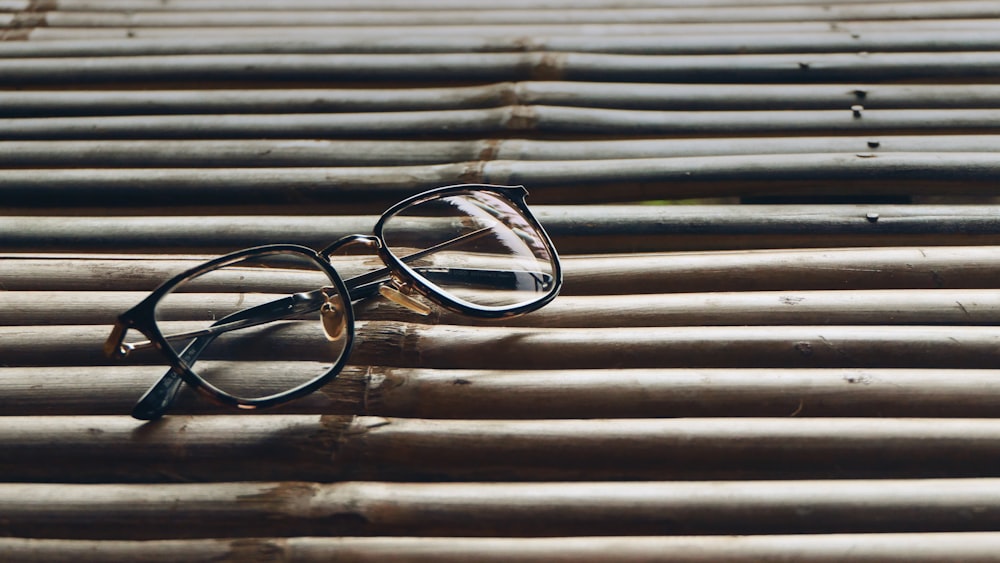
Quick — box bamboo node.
[531,53,566,81]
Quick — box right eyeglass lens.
[380,191,557,309]
[152,250,350,401]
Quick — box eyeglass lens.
[148,250,350,400]
[380,191,557,309]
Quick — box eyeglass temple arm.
[338,225,495,293]
[130,290,328,420]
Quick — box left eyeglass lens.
[152,251,350,401]
[380,190,558,310]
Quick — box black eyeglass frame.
[104,184,562,419]
[104,244,357,415]
[360,183,563,319]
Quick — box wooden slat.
[5,83,1000,116]
[22,19,1000,43]
[16,4,1000,27]
[5,533,1000,563]
[2,136,999,166]
[4,479,1000,539]
[2,107,1000,140]
[3,52,1000,85]
[3,29,1000,57]
[3,153,1000,209]
[5,288,1000,327]
[4,205,1000,253]
[3,322,1000,370]
[6,415,1000,482]
[22,0,951,10]
[4,247,997,293]
[7,365,1000,419]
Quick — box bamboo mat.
[4,1,1000,560]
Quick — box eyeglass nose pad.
[320,294,347,341]
[379,283,432,316]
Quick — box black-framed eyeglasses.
[104,184,562,420]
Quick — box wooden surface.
[4,0,1000,560]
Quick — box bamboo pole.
[15,3,1000,27]
[4,246,998,293]
[3,153,1000,209]
[2,153,1000,210]
[3,51,1000,85]
[6,288,1000,327]
[5,365,1000,419]
[3,322,1000,369]
[5,83,1000,117]
[2,107,999,141]
[5,533,1000,563]
[23,19,1000,42]
[13,0,975,12]
[1,136,999,166]
[3,29,1000,57]
[3,479,1000,539]
[4,415,1000,482]
[8,204,1000,253]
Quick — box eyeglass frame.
[104,183,563,419]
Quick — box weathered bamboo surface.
[6,366,1000,419]
[4,479,1000,539]
[4,205,1000,252]
[4,29,1000,57]
[6,533,1000,563]
[6,0,1000,559]
[5,153,1000,211]
[12,4,1000,27]
[4,247,999,293]
[6,52,1000,85]
[6,84,1000,114]
[6,415,1000,482]
[8,288,1000,326]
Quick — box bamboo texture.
[4,415,1000,482]
[4,246,998,293]
[17,19,1000,43]
[3,51,1000,85]
[6,204,1000,253]
[6,84,1000,115]
[3,136,1000,164]
[3,29,1000,56]
[3,153,1000,210]
[5,365,1000,419]
[15,4,1000,27]
[3,479,1000,539]
[8,288,1000,326]
[4,534,1000,563]
[6,0,1000,557]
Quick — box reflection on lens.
[152,250,349,400]
[380,191,556,310]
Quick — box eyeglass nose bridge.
[320,233,433,315]
[319,233,381,258]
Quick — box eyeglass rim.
[108,244,356,411]
[370,183,563,319]
[107,184,562,418]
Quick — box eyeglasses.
[104,184,562,420]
